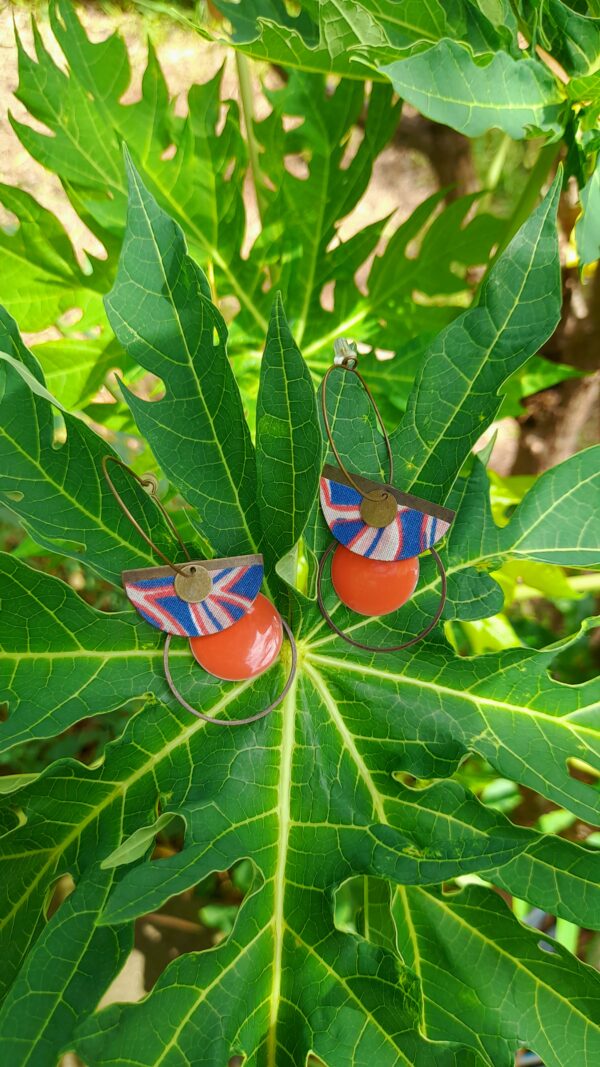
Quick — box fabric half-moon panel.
[123,561,264,637]
[320,476,451,561]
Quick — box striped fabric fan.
[123,559,264,637]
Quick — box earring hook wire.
[101,454,191,576]
[162,618,297,726]
[321,339,394,499]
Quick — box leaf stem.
[483,141,561,280]
[485,134,512,194]
[235,52,266,225]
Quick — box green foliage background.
[0,2,599,1065]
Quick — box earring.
[102,457,296,726]
[317,339,455,652]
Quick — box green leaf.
[0,183,108,333]
[0,309,180,584]
[0,553,166,753]
[2,129,599,1066]
[394,885,600,1067]
[526,0,600,77]
[443,446,600,619]
[498,352,583,419]
[30,337,124,411]
[212,0,449,78]
[255,295,322,565]
[390,172,562,502]
[380,40,566,138]
[5,5,505,416]
[0,867,131,1066]
[106,152,263,559]
[10,0,254,324]
[210,0,517,76]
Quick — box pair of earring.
[106,338,452,726]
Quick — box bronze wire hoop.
[163,618,297,726]
[317,541,447,653]
[318,341,448,652]
[101,454,297,725]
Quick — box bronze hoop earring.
[316,339,454,651]
[102,455,296,726]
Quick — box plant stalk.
[235,52,267,225]
[482,141,561,282]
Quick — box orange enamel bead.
[331,543,419,617]
[190,593,283,681]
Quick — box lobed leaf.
[106,153,263,560]
[0,310,178,585]
[256,294,322,566]
[390,171,562,502]
[1,117,599,1067]
[394,885,600,1067]
[380,40,566,139]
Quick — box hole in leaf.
[319,280,335,312]
[440,882,464,897]
[567,756,600,783]
[59,307,83,329]
[223,157,236,182]
[97,946,146,1009]
[161,144,176,161]
[333,875,395,950]
[537,938,556,954]
[124,371,166,402]
[4,490,23,502]
[133,859,256,990]
[50,410,67,449]
[282,114,304,132]
[220,295,241,323]
[45,873,76,920]
[339,126,364,171]
[215,102,228,138]
[283,153,309,180]
[394,770,438,791]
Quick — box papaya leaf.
[0,866,131,1067]
[518,0,600,78]
[29,336,125,411]
[575,154,600,266]
[0,553,171,753]
[1,146,599,1067]
[0,183,109,334]
[379,41,567,139]
[443,446,600,620]
[390,171,563,502]
[0,310,180,585]
[105,152,263,561]
[210,0,518,75]
[256,294,322,566]
[5,3,504,417]
[393,885,600,1067]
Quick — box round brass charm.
[360,490,397,528]
[174,564,212,603]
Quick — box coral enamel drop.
[331,544,419,617]
[189,593,283,681]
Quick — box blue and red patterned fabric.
[320,476,450,561]
[124,563,263,637]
